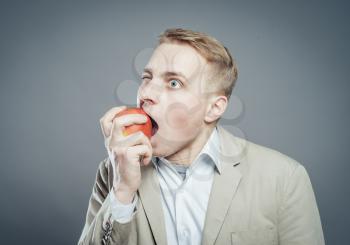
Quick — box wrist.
[114,185,136,204]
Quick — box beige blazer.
[78,125,325,245]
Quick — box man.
[78,28,325,245]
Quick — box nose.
[137,79,162,107]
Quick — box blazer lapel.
[201,125,245,245]
[138,163,168,245]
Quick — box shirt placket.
[175,183,191,245]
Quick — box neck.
[165,125,215,166]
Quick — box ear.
[204,95,228,123]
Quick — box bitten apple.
[115,107,153,139]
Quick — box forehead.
[145,42,209,80]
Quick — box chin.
[150,137,178,158]
[150,147,167,158]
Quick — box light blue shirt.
[108,126,221,245]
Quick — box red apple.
[115,107,153,139]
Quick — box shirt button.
[182,227,190,238]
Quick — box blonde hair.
[157,28,238,101]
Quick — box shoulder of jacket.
[236,136,304,177]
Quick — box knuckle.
[128,131,141,141]
[145,145,151,154]
[125,147,136,159]
[137,131,146,140]
[99,120,105,129]
[114,137,124,145]
[114,147,124,156]
[111,107,119,113]
[137,132,147,143]
[113,118,122,128]
[136,131,144,138]
[111,147,119,155]
[125,147,132,155]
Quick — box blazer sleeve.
[278,163,325,245]
[77,157,138,245]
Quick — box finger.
[126,144,152,166]
[111,130,151,149]
[110,114,148,139]
[114,114,148,127]
[100,106,127,138]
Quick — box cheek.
[164,100,205,131]
[166,105,189,129]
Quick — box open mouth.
[140,101,159,136]
[149,115,159,136]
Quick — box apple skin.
[115,107,152,139]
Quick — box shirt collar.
[151,125,221,174]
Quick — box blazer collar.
[138,124,246,245]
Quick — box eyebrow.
[143,68,189,82]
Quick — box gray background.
[0,0,348,244]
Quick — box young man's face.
[137,42,216,158]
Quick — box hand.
[99,106,153,198]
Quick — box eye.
[141,76,151,81]
[168,79,182,89]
